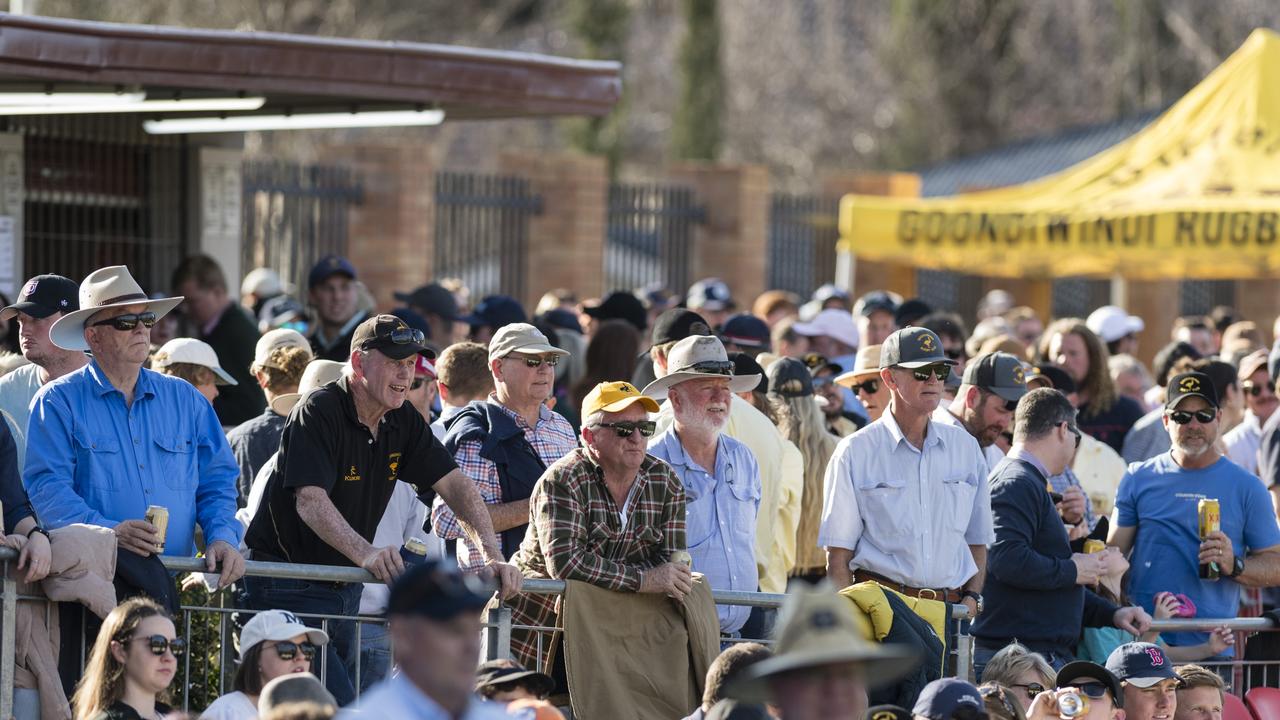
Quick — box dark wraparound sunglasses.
[848,378,880,395]
[1243,380,1275,397]
[128,634,186,657]
[678,360,733,376]
[361,327,425,351]
[593,420,657,438]
[1065,422,1082,448]
[910,364,951,382]
[1167,409,1216,425]
[271,640,318,661]
[512,355,560,368]
[91,312,157,331]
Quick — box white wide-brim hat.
[50,266,182,352]
[152,338,237,385]
[642,334,761,400]
[270,359,347,416]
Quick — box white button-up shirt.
[819,409,994,589]
[1224,411,1263,476]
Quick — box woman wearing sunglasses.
[202,609,330,719]
[834,345,889,423]
[72,597,183,720]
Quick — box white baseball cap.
[253,328,312,370]
[239,609,329,661]
[241,267,287,298]
[792,308,860,350]
[153,338,237,385]
[1086,305,1145,343]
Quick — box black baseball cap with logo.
[962,352,1029,403]
[652,308,713,346]
[864,705,911,720]
[1055,660,1124,708]
[879,327,955,369]
[351,314,435,360]
[1,274,79,322]
[1165,371,1219,410]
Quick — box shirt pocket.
[728,478,761,546]
[941,474,978,534]
[685,485,717,549]
[855,475,910,544]
[154,437,197,490]
[72,432,122,494]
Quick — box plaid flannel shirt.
[505,448,687,672]
[431,398,577,571]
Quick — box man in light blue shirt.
[644,334,762,636]
[23,266,244,588]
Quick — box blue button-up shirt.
[339,674,510,719]
[23,360,241,556]
[649,427,760,634]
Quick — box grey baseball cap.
[879,327,954,369]
[962,352,1029,403]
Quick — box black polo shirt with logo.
[245,376,456,567]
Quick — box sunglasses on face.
[910,364,952,382]
[1074,683,1111,700]
[683,360,733,376]
[410,378,428,391]
[130,634,186,657]
[91,312,157,331]
[1243,380,1275,397]
[1011,682,1046,699]
[849,378,880,395]
[512,355,560,368]
[272,640,318,662]
[1167,409,1217,425]
[593,420,657,438]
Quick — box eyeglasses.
[1010,682,1046,700]
[909,364,951,382]
[271,640,318,662]
[1243,380,1275,397]
[1064,422,1082,448]
[592,420,657,438]
[848,378,880,395]
[510,355,560,368]
[1167,409,1217,425]
[129,634,186,657]
[360,327,426,351]
[90,312,157,331]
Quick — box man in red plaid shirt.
[505,380,691,672]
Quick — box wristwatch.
[1228,555,1246,578]
[960,590,984,614]
[26,525,49,540]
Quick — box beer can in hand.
[1083,539,1106,554]
[400,537,430,566]
[145,505,169,553]
[1198,498,1220,581]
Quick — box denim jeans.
[973,642,1073,684]
[358,621,393,693]
[240,574,362,706]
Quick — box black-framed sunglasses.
[1167,409,1216,425]
[362,327,425,351]
[1064,422,1082,448]
[849,378,880,395]
[1243,380,1275,397]
[593,420,657,438]
[910,364,951,382]
[272,640,318,662]
[682,360,733,376]
[1074,682,1111,700]
[1009,681,1046,700]
[129,634,186,657]
[511,354,560,368]
[410,377,429,391]
[90,311,157,331]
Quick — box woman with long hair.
[570,319,641,413]
[202,609,330,719]
[1039,318,1143,453]
[767,357,838,583]
[73,597,182,720]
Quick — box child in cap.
[151,337,237,404]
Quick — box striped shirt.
[430,397,577,571]
[506,448,686,672]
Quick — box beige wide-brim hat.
[270,359,347,415]
[50,266,182,352]
[642,334,761,400]
[835,343,883,389]
[726,583,921,704]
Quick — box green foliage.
[564,0,630,174]
[672,0,723,161]
[174,581,237,713]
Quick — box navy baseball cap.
[1,274,79,321]
[464,295,528,332]
[912,678,988,720]
[308,255,356,290]
[1104,642,1182,688]
[386,558,494,620]
[394,283,462,321]
[855,290,899,318]
[720,313,771,349]
[1056,661,1124,709]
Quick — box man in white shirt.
[1224,349,1275,475]
[821,327,993,617]
[932,351,1027,472]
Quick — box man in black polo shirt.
[244,314,521,706]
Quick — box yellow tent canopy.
[840,28,1280,280]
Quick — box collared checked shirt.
[648,428,760,634]
[819,410,994,590]
[506,448,686,672]
[24,360,241,556]
[431,397,577,572]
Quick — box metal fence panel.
[434,172,541,301]
[768,194,839,296]
[241,160,363,301]
[605,183,702,294]
[1181,279,1236,316]
[1051,278,1112,320]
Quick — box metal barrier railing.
[2,546,1277,715]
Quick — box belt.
[853,569,962,603]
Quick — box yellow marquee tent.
[839,28,1280,280]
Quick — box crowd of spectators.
[7,254,1280,719]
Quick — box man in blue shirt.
[24,266,244,588]
[1110,371,1280,652]
[645,334,762,636]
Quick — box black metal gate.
[8,113,189,295]
[1180,280,1236,316]
[434,172,541,301]
[768,194,839,295]
[1052,278,1112,320]
[605,183,702,293]
[241,160,363,299]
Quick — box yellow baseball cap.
[581,380,660,418]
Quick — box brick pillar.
[822,173,920,298]
[321,144,435,311]
[669,163,770,305]
[498,153,608,310]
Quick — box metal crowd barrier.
[2,545,1279,716]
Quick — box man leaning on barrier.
[506,380,690,673]
[244,314,522,706]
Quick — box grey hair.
[1108,353,1153,391]
[580,410,605,441]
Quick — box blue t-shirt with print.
[1116,453,1280,650]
